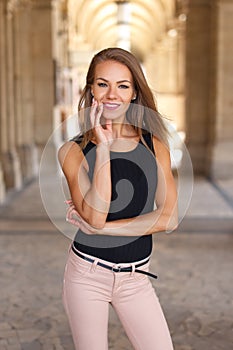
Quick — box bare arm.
[59,141,111,229]
[59,100,114,229]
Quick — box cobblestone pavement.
[0,177,233,350]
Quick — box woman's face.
[91,60,136,120]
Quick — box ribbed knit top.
[72,133,158,263]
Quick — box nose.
[106,85,117,99]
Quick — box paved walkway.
[0,165,233,349]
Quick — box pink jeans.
[63,247,174,350]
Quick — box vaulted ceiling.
[67,0,177,61]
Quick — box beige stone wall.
[0,0,22,195]
[144,17,186,132]
[211,0,233,180]
[185,0,214,174]
[0,0,7,202]
[31,1,54,146]
[185,0,233,180]
[0,0,54,202]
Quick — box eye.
[97,82,108,88]
[118,84,130,89]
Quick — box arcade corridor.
[0,0,233,349]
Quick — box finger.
[66,205,75,212]
[66,213,81,227]
[65,199,73,206]
[66,208,80,222]
[66,217,81,228]
[90,100,98,128]
[66,207,72,220]
[66,209,77,221]
[95,103,103,127]
[65,200,75,213]
[65,199,72,204]
[105,119,112,133]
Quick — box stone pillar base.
[17,143,39,182]
[37,142,59,178]
[1,149,22,190]
[186,143,207,175]
[0,163,6,203]
[210,141,233,181]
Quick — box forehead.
[94,60,133,81]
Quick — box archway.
[53,0,187,161]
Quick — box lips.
[103,103,121,110]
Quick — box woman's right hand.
[90,99,113,146]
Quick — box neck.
[111,122,127,138]
[107,117,137,139]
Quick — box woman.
[58,47,178,350]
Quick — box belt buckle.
[112,264,122,272]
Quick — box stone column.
[30,0,54,155]
[144,27,186,132]
[14,6,24,177]
[210,0,233,180]
[185,0,214,174]
[0,0,7,202]
[14,4,38,182]
[0,0,54,201]
[0,0,22,191]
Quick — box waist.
[72,243,151,267]
[71,244,157,280]
[73,233,152,263]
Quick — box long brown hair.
[77,47,169,148]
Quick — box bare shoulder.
[152,136,170,159]
[58,141,84,168]
[152,136,172,173]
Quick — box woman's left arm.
[67,136,178,236]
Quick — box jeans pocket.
[64,250,91,283]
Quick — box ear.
[132,89,137,100]
[132,94,137,101]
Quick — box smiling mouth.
[103,103,121,110]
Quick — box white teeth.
[104,103,120,109]
[104,103,119,107]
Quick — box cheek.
[123,91,134,101]
[116,88,132,100]
[93,88,105,99]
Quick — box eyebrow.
[96,77,132,84]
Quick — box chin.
[103,104,130,120]
[102,111,124,120]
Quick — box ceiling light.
[168,29,178,38]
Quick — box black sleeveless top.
[72,133,158,263]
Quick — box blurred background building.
[0,0,233,203]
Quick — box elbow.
[155,206,178,234]
[86,213,107,229]
[80,200,108,229]
[166,222,178,233]
[81,195,110,229]
[90,221,106,230]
